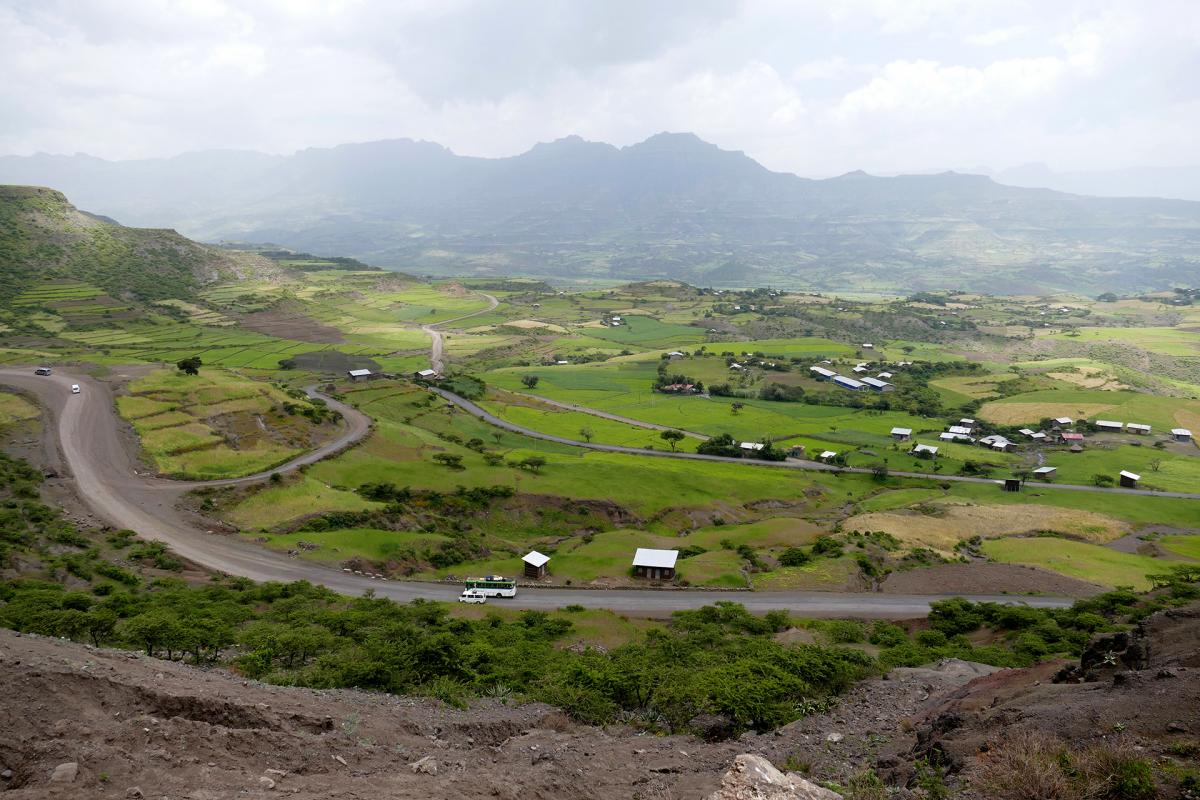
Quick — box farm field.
[0,391,39,426]
[979,537,1182,590]
[117,368,340,478]
[1044,325,1200,356]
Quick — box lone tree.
[176,356,202,376]
[579,427,594,443]
[660,429,686,452]
[521,375,540,389]
[730,402,745,415]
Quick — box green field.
[980,537,1176,589]
[118,368,335,478]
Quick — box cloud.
[0,0,1197,175]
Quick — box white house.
[632,548,679,580]
[1172,428,1193,443]
[948,425,973,436]
[1095,420,1124,432]
[818,450,838,462]
[911,444,938,456]
[414,368,438,380]
[861,377,895,392]
[890,427,913,441]
[1126,423,1151,435]
[1053,417,1074,427]
[348,368,373,381]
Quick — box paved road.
[0,367,1077,616]
[433,388,1200,500]
[504,390,709,440]
[422,293,499,373]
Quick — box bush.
[778,547,810,567]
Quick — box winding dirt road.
[0,367,1076,616]
[422,292,499,373]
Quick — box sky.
[2,0,1198,177]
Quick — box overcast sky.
[2,0,1198,176]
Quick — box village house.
[788,444,806,458]
[861,343,874,349]
[1059,431,1085,445]
[809,366,837,380]
[1172,428,1194,443]
[1095,420,1124,432]
[911,444,938,456]
[818,450,838,463]
[632,548,678,581]
[948,425,973,436]
[413,368,438,380]
[522,551,550,580]
[939,432,974,442]
[861,377,894,392]
[832,375,866,391]
[1033,466,1057,479]
[666,351,685,360]
[1053,417,1074,428]
[1126,423,1151,435]
[890,427,913,442]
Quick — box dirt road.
[421,292,498,373]
[0,367,1075,616]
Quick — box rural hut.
[347,368,373,381]
[1119,470,1140,488]
[890,427,913,441]
[632,548,678,581]
[521,551,550,580]
[1033,466,1057,479]
[1172,428,1194,443]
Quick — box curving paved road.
[0,367,1078,616]
[433,388,1200,500]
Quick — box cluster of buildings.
[809,360,896,393]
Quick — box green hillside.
[0,185,267,305]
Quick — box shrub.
[778,547,811,567]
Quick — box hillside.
[0,185,271,305]
[3,136,1200,293]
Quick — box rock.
[258,776,275,789]
[1167,721,1189,733]
[0,769,11,780]
[409,756,438,775]
[126,788,144,799]
[264,769,287,777]
[332,755,347,766]
[49,762,78,783]
[706,755,842,800]
[825,732,844,743]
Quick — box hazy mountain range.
[3,133,1199,293]
[991,163,1200,203]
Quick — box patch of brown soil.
[237,308,345,344]
[0,630,744,799]
[881,562,1105,598]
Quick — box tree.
[1149,457,1163,472]
[660,429,685,452]
[432,453,464,469]
[1092,473,1115,487]
[579,427,593,443]
[176,356,202,376]
[515,455,546,473]
[521,375,540,389]
[778,547,811,567]
[696,433,741,458]
[870,462,889,481]
[730,402,745,415]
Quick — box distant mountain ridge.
[2,134,1199,293]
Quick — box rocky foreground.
[1,603,1197,799]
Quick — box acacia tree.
[176,356,202,376]
[660,429,686,452]
[731,402,745,415]
[579,427,594,443]
[521,375,540,389]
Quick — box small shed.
[818,450,838,463]
[1126,423,1151,435]
[1003,478,1022,492]
[948,425,973,436]
[1095,420,1124,432]
[348,368,373,381]
[1119,470,1140,488]
[861,343,874,349]
[522,551,550,579]
[414,368,439,380]
[1060,432,1085,444]
[667,351,685,360]
[1053,417,1074,428]
[1033,466,1057,479]
[890,427,913,441]
[911,444,938,456]
[739,442,765,452]
[632,548,678,581]
[1172,428,1193,443]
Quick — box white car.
[71,384,81,394]
[458,589,487,604]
